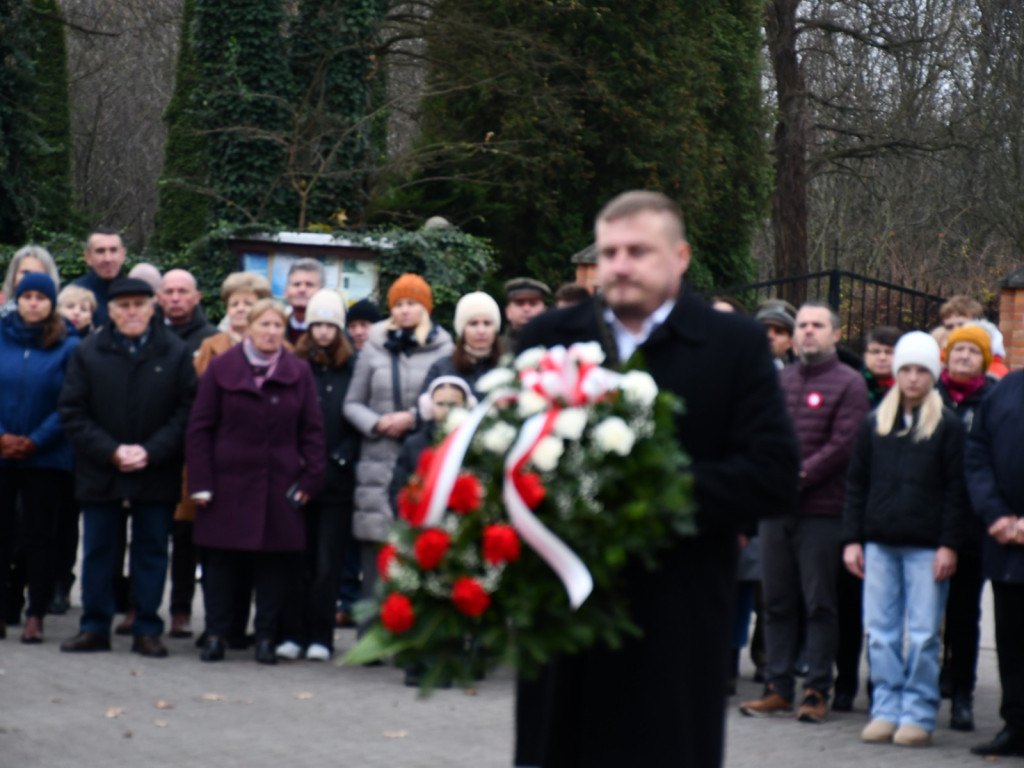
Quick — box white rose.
[530,436,564,472]
[514,346,546,371]
[570,341,606,365]
[481,422,517,454]
[517,390,548,418]
[592,416,636,456]
[444,407,471,432]
[476,367,515,394]
[554,408,588,441]
[620,370,659,408]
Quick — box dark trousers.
[203,548,300,642]
[169,520,196,616]
[0,467,70,620]
[80,502,173,636]
[337,535,361,612]
[992,581,1024,734]
[761,515,842,700]
[835,564,864,697]
[53,478,79,597]
[942,551,984,696]
[282,499,351,649]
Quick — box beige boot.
[893,723,932,747]
[861,719,897,743]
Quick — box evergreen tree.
[380,0,770,290]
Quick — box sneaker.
[861,719,897,743]
[739,686,793,717]
[797,689,828,723]
[305,643,331,661]
[893,723,931,747]
[275,640,302,660]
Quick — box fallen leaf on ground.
[130,670,140,677]
[462,688,478,696]
[293,692,314,700]
[155,701,175,710]
[106,707,127,719]
[236,698,253,705]
[50,697,61,703]
[382,730,408,739]
[201,693,225,701]
[123,731,132,739]
[154,721,168,728]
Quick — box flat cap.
[755,307,794,332]
[504,277,551,301]
[107,277,155,300]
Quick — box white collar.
[603,299,675,363]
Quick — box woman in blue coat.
[0,273,79,643]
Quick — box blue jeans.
[80,502,173,637]
[864,543,949,730]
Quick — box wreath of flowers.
[344,342,696,690]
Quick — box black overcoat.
[514,291,799,768]
[58,320,197,505]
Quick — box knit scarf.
[940,369,987,404]
[243,336,282,388]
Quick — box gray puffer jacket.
[344,317,454,542]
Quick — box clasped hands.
[112,444,148,472]
[375,410,414,439]
[0,433,37,461]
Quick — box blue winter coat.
[0,313,80,471]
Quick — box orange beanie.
[387,273,433,315]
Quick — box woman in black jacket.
[276,289,358,661]
[842,331,967,747]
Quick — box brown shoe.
[797,688,828,723]
[61,631,111,652]
[169,614,193,639]
[131,634,169,658]
[21,616,43,644]
[740,686,794,717]
[115,610,135,636]
[335,610,355,628]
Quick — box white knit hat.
[418,375,479,421]
[305,289,346,330]
[453,291,501,338]
[893,330,941,382]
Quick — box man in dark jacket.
[741,302,869,723]
[964,370,1024,757]
[514,191,799,768]
[58,277,197,658]
[72,228,126,327]
[158,268,217,638]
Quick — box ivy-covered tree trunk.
[152,0,210,252]
[378,0,770,291]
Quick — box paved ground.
[0,583,1015,767]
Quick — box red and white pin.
[806,391,823,408]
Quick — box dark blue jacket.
[72,269,121,327]
[964,369,1024,583]
[0,313,80,471]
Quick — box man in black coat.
[58,278,197,658]
[514,191,799,768]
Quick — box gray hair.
[3,245,61,298]
[287,258,325,287]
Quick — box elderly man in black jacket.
[58,277,197,658]
[513,191,799,768]
[964,369,1024,757]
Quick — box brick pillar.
[574,264,596,292]
[999,267,1024,371]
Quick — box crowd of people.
[2,199,1024,766]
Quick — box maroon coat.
[186,344,325,551]
[780,354,869,517]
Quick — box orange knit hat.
[387,273,433,315]
[946,324,992,372]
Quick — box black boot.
[950,692,974,731]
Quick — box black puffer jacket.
[842,403,967,551]
[58,320,197,504]
[307,354,358,504]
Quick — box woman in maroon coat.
[186,299,325,664]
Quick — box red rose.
[415,447,436,478]
[414,529,451,570]
[449,473,483,514]
[451,576,491,617]
[482,524,521,565]
[377,544,397,581]
[513,471,546,509]
[397,483,426,527]
[380,593,415,634]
